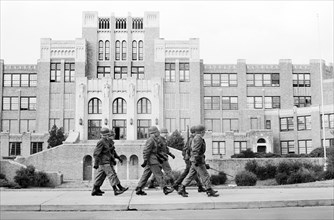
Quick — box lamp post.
[262,89,266,129]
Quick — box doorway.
[83,155,92,181]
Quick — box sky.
[0,0,333,65]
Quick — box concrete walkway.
[1,187,333,211]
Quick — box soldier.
[173,126,206,193]
[147,128,175,188]
[178,125,219,197]
[91,127,128,196]
[135,126,174,196]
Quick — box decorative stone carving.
[79,83,85,98]
[153,83,160,98]
[103,83,110,98]
[129,83,135,98]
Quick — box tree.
[47,125,65,148]
[167,130,184,151]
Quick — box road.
[1,206,333,220]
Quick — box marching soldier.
[178,125,219,197]
[173,126,206,193]
[135,126,174,196]
[147,128,175,188]
[91,127,128,196]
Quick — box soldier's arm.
[93,140,104,164]
[143,139,154,161]
[191,136,202,163]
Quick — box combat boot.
[96,186,105,194]
[163,186,174,195]
[135,187,147,196]
[172,184,179,191]
[118,185,129,193]
[91,186,103,196]
[148,180,156,189]
[114,188,125,196]
[198,186,206,193]
[178,185,188,197]
[206,188,219,197]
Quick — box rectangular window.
[1,119,18,132]
[247,97,263,109]
[165,118,176,133]
[297,116,311,131]
[321,113,334,129]
[298,140,312,154]
[322,138,334,148]
[2,97,18,110]
[50,63,61,82]
[264,96,280,109]
[49,118,60,130]
[20,97,36,110]
[281,141,295,154]
[21,74,29,87]
[247,73,280,87]
[266,120,271,129]
[88,119,102,140]
[204,74,211,86]
[294,96,311,108]
[137,119,151,139]
[212,141,226,155]
[250,117,258,129]
[180,118,190,131]
[3,73,37,87]
[293,73,310,87]
[204,119,221,132]
[222,96,238,110]
[203,73,221,87]
[12,74,20,86]
[97,66,111,78]
[30,142,43,155]
[20,119,36,133]
[114,66,128,79]
[65,63,75,82]
[280,117,294,131]
[165,63,175,82]
[179,63,190,82]
[112,119,127,140]
[222,118,239,132]
[204,96,220,110]
[131,66,145,79]
[3,74,11,87]
[180,93,190,110]
[63,118,74,134]
[234,141,247,154]
[9,142,21,156]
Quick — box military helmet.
[195,124,205,133]
[160,127,168,134]
[190,126,196,134]
[148,126,159,134]
[100,127,111,136]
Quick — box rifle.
[209,167,234,178]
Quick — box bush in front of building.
[14,165,50,188]
[47,125,66,148]
[235,171,257,186]
[0,173,21,188]
[167,130,184,151]
[244,160,277,180]
[210,171,227,185]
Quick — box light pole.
[262,88,266,129]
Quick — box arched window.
[98,40,103,60]
[105,40,110,60]
[122,40,127,60]
[137,98,151,114]
[132,41,137,60]
[113,98,127,114]
[115,41,120,60]
[88,98,102,114]
[138,40,143,60]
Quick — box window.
[98,40,104,60]
[105,40,110,60]
[88,98,102,114]
[294,96,311,108]
[115,41,120,60]
[212,141,226,155]
[293,73,310,87]
[137,119,151,139]
[322,138,334,148]
[222,96,238,110]
[113,98,127,114]
[179,63,190,82]
[49,118,60,130]
[281,141,295,154]
[65,63,75,82]
[204,119,221,132]
[321,113,334,129]
[297,116,311,130]
[131,66,145,79]
[112,119,127,140]
[180,118,190,131]
[234,141,247,154]
[3,74,11,87]
[180,93,190,109]
[114,67,127,79]
[280,117,294,131]
[221,73,237,87]
[88,120,102,140]
[30,74,37,86]
[132,41,137,60]
[264,96,280,109]
[266,120,271,129]
[165,63,175,82]
[122,40,127,60]
[50,63,61,82]
[246,73,280,87]
[247,97,263,109]
[1,119,17,133]
[165,93,175,109]
[97,66,111,78]
[222,118,239,132]
[138,40,143,60]
[250,117,258,129]
[20,119,35,133]
[165,118,176,133]
[31,142,43,155]
[203,73,220,87]
[204,96,220,110]
[20,97,36,110]
[298,140,312,154]
[63,118,74,134]
[21,74,29,86]
[137,98,151,114]
[9,142,21,156]
[2,97,18,110]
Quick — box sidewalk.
[1,186,333,211]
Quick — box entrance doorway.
[83,155,92,181]
[114,127,120,140]
[257,138,267,153]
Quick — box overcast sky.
[0,1,333,65]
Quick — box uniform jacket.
[190,134,206,165]
[158,136,170,161]
[182,134,195,161]
[93,138,119,166]
[143,136,161,165]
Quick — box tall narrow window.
[50,63,61,82]
[98,40,104,60]
[165,63,175,82]
[122,40,127,60]
[137,98,151,114]
[65,63,75,82]
[9,142,21,156]
[138,40,143,60]
[88,120,102,140]
[115,41,120,60]
[137,119,151,139]
[179,63,190,82]
[88,98,102,114]
[132,41,137,60]
[113,98,127,114]
[105,40,110,60]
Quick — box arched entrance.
[83,155,92,181]
[129,155,139,179]
[257,138,267,153]
[117,155,127,180]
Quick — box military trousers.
[137,164,166,189]
[181,162,212,189]
[93,164,120,187]
[149,160,174,184]
[174,159,202,187]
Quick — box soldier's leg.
[174,160,191,189]
[195,164,219,197]
[136,166,152,195]
[194,172,206,192]
[91,166,106,196]
[161,160,174,185]
[150,164,174,195]
[147,174,156,188]
[101,164,127,196]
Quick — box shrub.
[14,165,36,188]
[323,167,334,180]
[0,179,9,187]
[275,172,289,185]
[34,171,50,187]
[255,165,268,180]
[245,160,258,174]
[235,171,257,186]
[47,125,65,148]
[264,163,277,179]
[0,173,6,180]
[286,168,316,184]
[167,130,184,151]
[210,172,227,185]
